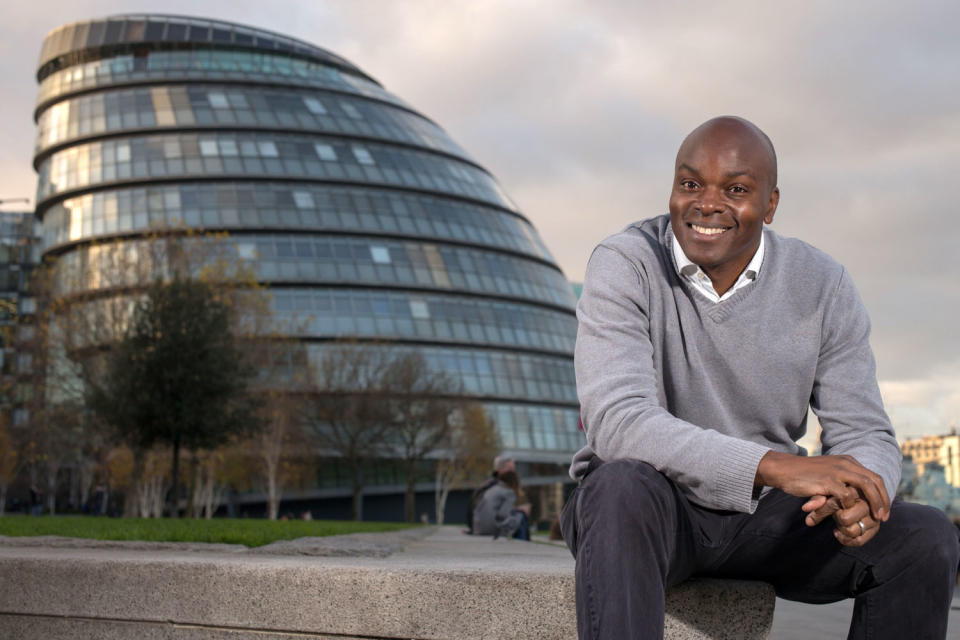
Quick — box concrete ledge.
[0,526,774,639]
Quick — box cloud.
[880,362,960,440]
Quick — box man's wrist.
[754,450,791,488]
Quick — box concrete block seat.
[0,526,774,639]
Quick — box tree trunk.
[405,472,417,523]
[69,465,80,511]
[79,459,95,513]
[190,461,203,519]
[351,465,364,521]
[137,477,150,517]
[186,452,198,518]
[266,456,280,521]
[45,463,58,515]
[142,473,167,518]
[169,437,181,518]
[0,484,6,517]
[124,483,138,517]
[206,484,225,519]
[124,448,143,518]
[434,466,446,526]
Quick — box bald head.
[678,116,778,190]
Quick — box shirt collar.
[670,226,765,282]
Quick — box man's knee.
[888,501,960,573]
[913,504,959,570]
[579,459,677,526]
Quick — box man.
[561,116,959,639]
[466,455,515,534]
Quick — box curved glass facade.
[35,15,580,475]
[36,84,463,157]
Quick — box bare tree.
[136,448,170,518]
[256,390,306,520]
[189,448,230,519]
[380,352,461,522]
[435,403,500,525]
[302,341,390,521]
[22,404,85,515]
[0,299,25,516]
[0,417,20,516]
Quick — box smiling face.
[669,117,780,295]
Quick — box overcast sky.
[1,1,957,443]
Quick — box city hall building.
[32,15,582,520]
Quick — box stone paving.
[0,525,773,640]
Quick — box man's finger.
[834,520,880,548]
[804,495,840,527]
[801,495,828,513]
[833,500,870,528]
[837,467,889,521]
[837,514,874,539]
[837,484,859,509]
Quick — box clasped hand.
[755,452,891,547]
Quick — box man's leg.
[707,491,960,640]
[560,459,716,639]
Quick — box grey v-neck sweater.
[570,215,900,513]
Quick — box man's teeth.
[692,225,726,236]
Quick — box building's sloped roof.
[38,14,374,84]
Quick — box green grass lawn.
[0,515,417,548]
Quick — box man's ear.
[764,187,780,224]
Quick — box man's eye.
[729,185,747,194]
[680,180,698,189]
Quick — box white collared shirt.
[670,229,765,303]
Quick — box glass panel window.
[237,243,256,259]
[409,299,430,319]
[352,146,375,165]
[199,140,218,156]
[292,191,314,208]
[258,141,279,157]
[314,143,337,161]
[341,102,362,119]
[219,139,239,156]
[207,92,229,108]
[227,93,249,108]
[370,246,390,264]
[303,97,326,114]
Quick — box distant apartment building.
[901,433,960,488]
[0,211,41,427]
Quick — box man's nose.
[696,187,724,214]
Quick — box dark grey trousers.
[560,458,960,640]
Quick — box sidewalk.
[771,594,960,639]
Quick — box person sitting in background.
[472,470,531,540]
[465,455,515,534]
